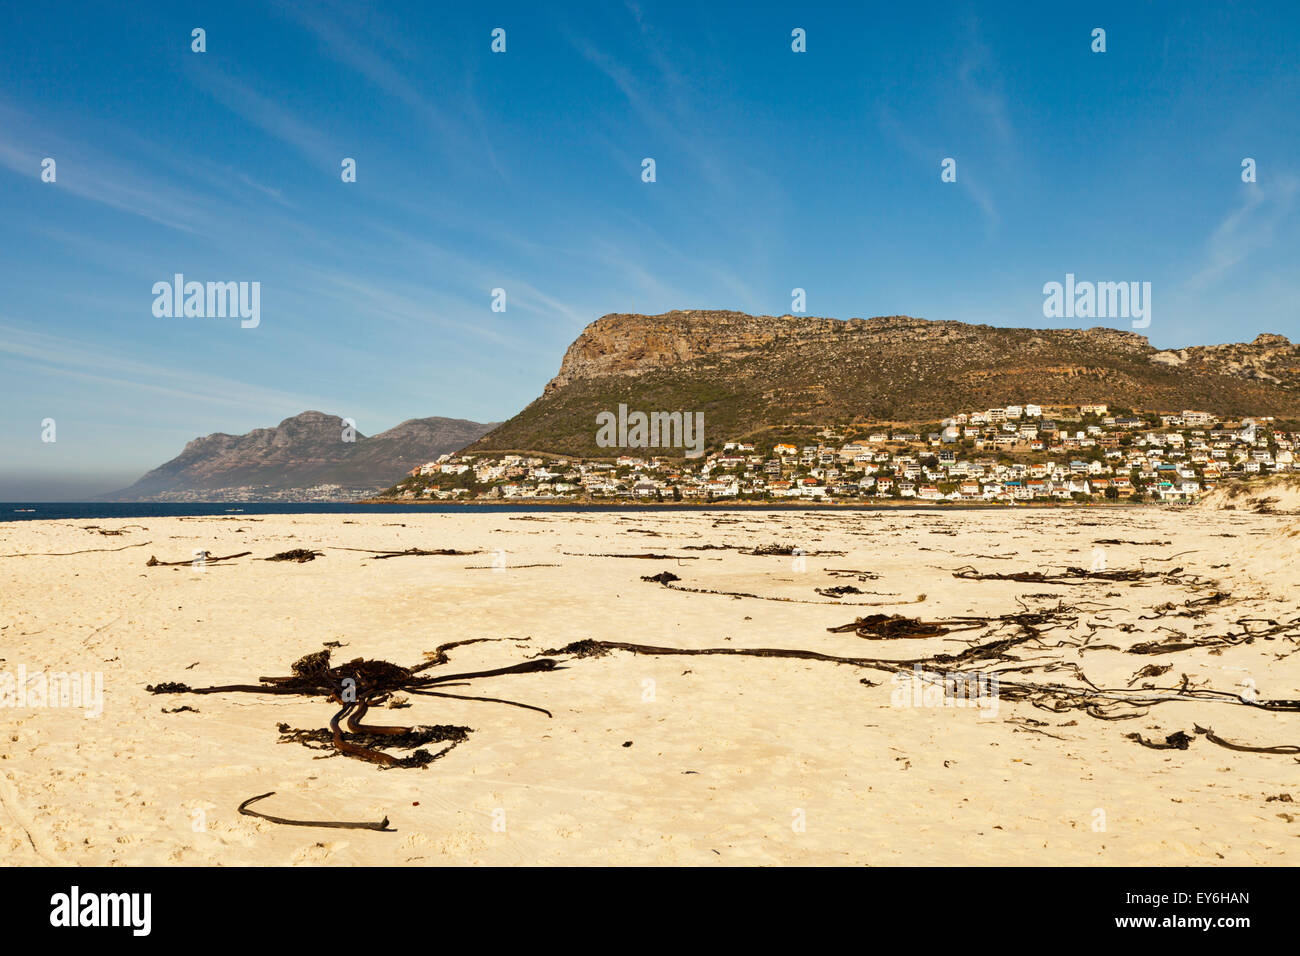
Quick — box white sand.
[1,506,1297,866]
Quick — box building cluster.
[397,405,1296,504]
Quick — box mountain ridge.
[469,310,1300,458]
[101,411,496,501]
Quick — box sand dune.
[1,507,1297,866]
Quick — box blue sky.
[2,0,1298,497]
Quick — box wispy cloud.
[0,321,337,414]
[1188,176,1300,290]
[956,25,1015,152]
[876,19,1016,236]
[0,103,208,233]
[565,14,742,199]
[1190,174,1300,287]
[879,107,1000,234]
[276,0,509,181]
[192,70,340,170]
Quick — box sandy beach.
[1,505,1297,866]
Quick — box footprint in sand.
[292,840,351,864]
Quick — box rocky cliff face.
[472,311,1300,458]
[546,311,1164,391]
[1151,333,1300,386]
[102,411,495,500]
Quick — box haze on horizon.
[1,1,1298,499]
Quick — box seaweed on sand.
[640,571,924,606]
[265,549,323,562]
[146,550,251,566]
[147,639,559,768]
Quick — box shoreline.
[0,499,1172,524]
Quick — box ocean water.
[0,501,609,522]
[0,501,981,522]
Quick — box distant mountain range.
[101,412,496,501]
[101,312,1300,501]
[466,311,1300,457]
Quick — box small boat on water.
[225,508,245,512]
[13,508,35,513]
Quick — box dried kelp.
[237,791,394,831]
[1194,724,1300,755]
[1127,663,1173,686]
[1128,614,1300,655]
[146,550,251,566]
[370,547,480,559]
[537,638,1300,725]
[1126,730,1193,750]
[952,565,1163,585]
[641,571,923,606]
[329,546,482,558]
[815,585,866,598]
[1125,725,1300,755]
[827,605,1076,642]
[147,641,558,768]
[828,614,953,640]
[275,721,469,767]
[0,541,152,558]
[1093,539,1171,546]
[1138,592,1230,619]
[265,549,323,562]
[563,551,697,560]
[743,544,846,556]
[824,568,882,580]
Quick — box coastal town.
[387,404,1299,504]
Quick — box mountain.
[468,311,1300,457]
[102,412,496,501]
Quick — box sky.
[1,0,1298,498]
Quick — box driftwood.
[237,791,393,831]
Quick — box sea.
[0,501,992,522]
